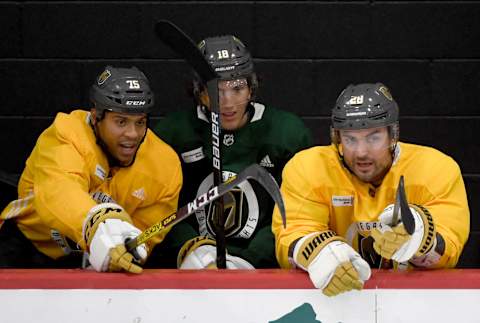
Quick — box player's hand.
[82,203,148,274]
[178,236,254,269]
[293,231,371,297]
[371,204,436,263]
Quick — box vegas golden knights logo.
[206,190,240,235]
[97,69,111,85]
[378,85,393,101]
[196,172,259,239]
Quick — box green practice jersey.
[151,102,313,268]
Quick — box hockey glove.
[82,203,148,274]
[371,203,436,263]
[178,236,254,269]
[293,231,371,297]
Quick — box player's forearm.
[35,179,96,247]
[425,230,467,268]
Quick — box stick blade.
[0,170,19,188]
[155,20,217,82]
[256,168,287,228]
[222,164,286,228]
[391,176,402,226]
[126,164,286,252]
[396,176,415,235]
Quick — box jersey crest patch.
[181,147,205,163]
[259,155,274,168]
[223,134,234,146]
[195,172,259,239]
[332,195,353,206]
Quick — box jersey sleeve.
[272,151,331,268]
[415,156,470,268]
[29,121,98,249]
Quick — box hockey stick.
[379,175,415,268]
[397,176,415,234]
[155,20,228,267]
[0,169,20,188]
[390,175,403,227]
[125,164,286,252]
[155,20,217,82]
[389,175,415,234]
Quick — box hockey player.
[272,83,470,296]
[0,66,182,273]
[152,35,313,269]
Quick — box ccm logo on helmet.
[125,100,146,106]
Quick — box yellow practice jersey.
[273,142,470,269]
[0,110,182,259]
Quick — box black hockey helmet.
[194,35,258,101]
[90,66,154,119]
[331,83,399,145]
[198,35,255,81]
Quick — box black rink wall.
[0,1,479,267]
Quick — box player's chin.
[117,157,135,167]
[115,150,137,166]
[353,169,376,183]
[221,120,241,131]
